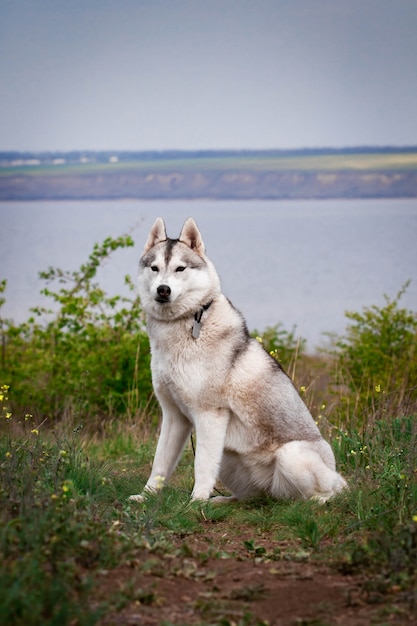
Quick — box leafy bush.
[0,235,154,423]
[329,282,417,425]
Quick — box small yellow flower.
[155,475,165,490]
[375,384,381,393]
[31,428,39,435]
[62,480,73,494]
[5,412,12,419]
[412,515,417,523]
[59,450,67,457]
[300,386,306,393]
[5,451,11,458]
[255,336,263,344]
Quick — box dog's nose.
[156,284,171,300]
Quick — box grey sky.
[1,0,416,151]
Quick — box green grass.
[1,403,416,625]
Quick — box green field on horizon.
[2,150,417,177]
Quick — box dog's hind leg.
[272,440,347,502]
[129,401,192,502]
[216,449,264,501]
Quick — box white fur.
[129,218,347,504]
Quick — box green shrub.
[329,283,417,425]
[1,235,154,423]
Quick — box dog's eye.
[150,265,159,272]
[175,266,186,272]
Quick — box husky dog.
[129,217,347,503]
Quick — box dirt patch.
[96,523,416,625]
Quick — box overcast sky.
[1,0,416,152]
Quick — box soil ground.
[97,522,417,626]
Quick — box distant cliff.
[1,148,417,200]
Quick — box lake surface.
[1,199,416,350]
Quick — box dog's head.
[138,217,221,319]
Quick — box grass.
[1,390,416,625]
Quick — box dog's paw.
[128,493,145,503]
[210,495,238,504]
[310,494,330,504]
[190,490,211,502]
[190,496,210,503]
[128,485,160,503]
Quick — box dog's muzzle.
[155,284,171,303]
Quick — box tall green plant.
[1,235,153,422]
[330,282,417,424]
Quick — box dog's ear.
[179,218,205,256]
[144,218,167,253]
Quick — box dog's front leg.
[191,410,229,501]
[129,404,191,502]
[146,407,192,490]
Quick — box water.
[1,199,416,350]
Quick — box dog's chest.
[150,330,228,408]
